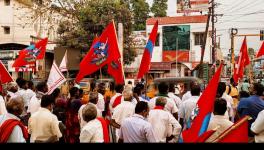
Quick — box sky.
[146,0,264,57]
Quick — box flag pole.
[212,115,251,143]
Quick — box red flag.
[213,116,249,143]
[107,59,124,84]
[12,38,48,68]
[256,41,264,58]
[75,21,123,83]
[137,21,158,79]
[0,60,13,93]
[0,60,13,84]
[195,130,216,142]
[233,37,250,83]
[182,63,223,142]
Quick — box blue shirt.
[237,95,264,120]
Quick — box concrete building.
[0,0,65,80]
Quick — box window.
[4,26,10,34]
[162,25,190,51]
[194,32,205,45]
[4,0,10,6]
[148,33,160,46]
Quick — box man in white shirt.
[118,101,157,143]
[28,82,48,115]
[148,97,182,143]
[0,97,27,143]
[179,84,201,129]
[96,83,106,115]
[28,95,62,143]
[0,94,7,115]
[181,81,201,102]
[79,92,102,129]
[216,82,234,121]
[5,82,18,102]
[15,79,29,112]
[80,103,104,143]
[168,84,182,110]
[149,82,178,120]
[206,98,234,142]
[251,109,264,143]
[111,88,135,141]
[109,84,124,114]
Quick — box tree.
[130,0,150,31]
[151,0,168,17]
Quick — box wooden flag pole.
[212,116,251,143]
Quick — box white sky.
[147,0,264,56]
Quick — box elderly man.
[148,97,182,143]
[0,97,28,143]
[28,95,62,143]
[111,88,135,141]
[79,104,104,143]
[149,82,178,120]
[78,92,102,129]
[118,101,157,143]
[6,82,18,102]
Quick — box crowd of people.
[0,77,264,143]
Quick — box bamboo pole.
[212,116,251,143]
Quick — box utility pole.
[230,28,238,75]
[211,0,216,65]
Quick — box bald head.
[82,103,97,122]
[155,97,167,107]
[122,88,133,101]
[6,97,24,116]
[89,92,98,104]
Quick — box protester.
[118,101,157,143]
[28,82,48,115]
[15,78,28,110]
[149,82,178,119]
[226,78,239,108]
[65,87,82,143]
[241,79,250,93]
[168,84,182,109]
[251,109,264,143]
[148,97,182,143]
[181,81,199,102]
[216,82,234,121]
[237,83,264,141]
[0,97,28,143]
[78,92,102,129]
[6,82,18,102]
[28,95,62,143]
[96,83,106,116]
[179,84,201,129]
[79,103,104,143]
[206,98,234,142]
[109,84,124,114]
[111,88,135,141]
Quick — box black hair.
[51,88,60,99]
[135,101,149,114]
[191,84,201,96]
[253,83,264,96]
[158,82,169,94]
[27,80,34,89]
[115,84,124,93]
[128,81,132,84]
[36,82,47,92]
[17,79,27,89]
[15,77,23,86]
[239,91,250,99]
[133,86,142,95]
[41,95,55,108]
[214,98,227,115]
[217,82,226,98]
[169,84,175,92]
[70,87,79,98]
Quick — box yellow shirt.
[225,85,239,108]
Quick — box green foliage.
[151,0,168,17]
[130,0,150,31]
[56,0,136,65]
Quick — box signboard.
[8,60,37,72]
[163,51,190,62]
[150,62,171,71]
